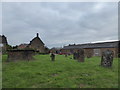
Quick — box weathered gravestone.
[50,53,55,61]
[101,49,114,67]
[77,49,85,62]
[7,49,35,62]
[73,52,77,60]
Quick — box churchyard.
[2,54,118,88]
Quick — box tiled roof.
[62,41,119,49]
[18,44,28,49]
[30,36,44,45]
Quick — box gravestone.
[50,53,55,61]
[7,49,35,62]
[77,49,85,62]
[73,52,77,60]
[101,49,114,67]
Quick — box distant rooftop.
[62,41,119,49]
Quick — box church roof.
[29,33,44,45]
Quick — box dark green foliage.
[12,45,18,49]
[44,46,50,53]
[6,44,12,50]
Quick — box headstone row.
[73,49,114,67]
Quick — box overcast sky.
[2,2,118,48]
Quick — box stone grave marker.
[101,49,114,67]
[77,49,85,62]
[73,51,77,60]
[7,49,35,62]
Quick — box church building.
[28,33,46,53]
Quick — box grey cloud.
[2,2,118,48]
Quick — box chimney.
[37,33,39,37]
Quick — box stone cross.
[101,49,114,67]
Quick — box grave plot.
[7,49,35,61]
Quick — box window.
[0,44,3,47]
[94,49,101,56]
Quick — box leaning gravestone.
[77,49,85,62]
[101,49,114,67]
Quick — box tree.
[45,46,50,53]
[6,44,13,50]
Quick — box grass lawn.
[2,54,118,88]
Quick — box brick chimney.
[37,33,39,37]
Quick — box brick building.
[17,44,28,49]
[61,41,119,57]
[17,33,49,53]
[28,33,46,53]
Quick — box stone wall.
[60,49,71,54]
[84,49,94,58]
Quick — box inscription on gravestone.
[101,49,114,67]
